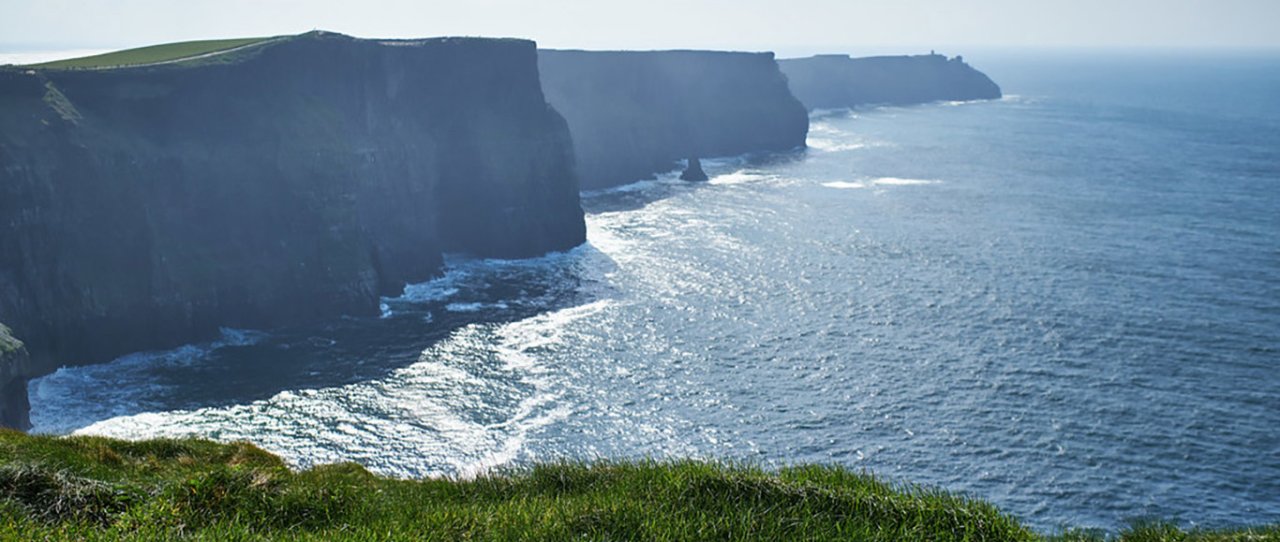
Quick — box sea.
[26,50,1280,532]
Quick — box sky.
[2,0,1279,58]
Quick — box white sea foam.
[709,170,768,185]
[822,177,941,189]
[808,139,868,152]
[584,213,633,256]
[822,181,869,189]
[29,328,266,435]
[807,118,889,153]
[700,155,750,170]
[399,284,460,303]
[872,177,940,186]
[445,301,509,313]
[580,177,671,197]
[809,107,855,120]
[382,245,590,318]
[66,300,613,478]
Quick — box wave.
[806,139,868,153]
[29,328,267,435]
[822,177,941,190]
[68,299,614,478]
[399,283,460,304]
[446,301,510,313]
[32,237,609,441]
[384,246,590,317]
[579,175,678,197]
[809,107,856,120]
[807,118,892,154]
[822,181,868,190]
[940,97,1002,107]
[872,177,941,186]
[709,170,771,186]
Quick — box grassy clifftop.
[0,430,1274,541]
[24,37,276,69]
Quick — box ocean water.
[28,52,1280,531]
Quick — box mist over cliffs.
[0,32,585,428]
[779,53,1001,110]
[538,50,809,190]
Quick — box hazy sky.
[2,0,1279,56]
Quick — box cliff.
[778,53,1001,110]
[0,325,31,429]
[0,31,585,428]
[538,50,809,190]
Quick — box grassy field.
[0,430,1274,541]
[27,37,273,69]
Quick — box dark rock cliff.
[0,324,32,429]
[0,32,585,428]
[538,50,809,190]
[778,53,1001,110]
[680,158,708,182]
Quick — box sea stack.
[680,157,709,181]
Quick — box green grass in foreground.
[26,37,272,69]
[0,430,1275,541]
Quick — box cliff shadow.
[29,243,620,433]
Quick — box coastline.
[3,430,1275,540]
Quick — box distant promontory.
[779,53,1002,110]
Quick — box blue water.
[28,52,1280,532]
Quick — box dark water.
[29,52,1280,531]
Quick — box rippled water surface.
[30,53,1280,531]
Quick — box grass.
[26,37,274,69]
[0,325,22,355]
[0,430,1275,541]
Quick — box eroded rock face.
[0,325,32,430]
[778,53,1002,110]
[0,32,586,428]
[538,50,809,190]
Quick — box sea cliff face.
[0,32,585,428]
[538,50,809,190]
[779,53,1001,110]
[0,324,32,429]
